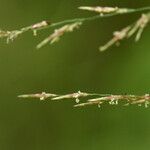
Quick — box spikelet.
[78,6,131,16]
[52,91,90,103]
[79,6,119,14]
[18,92,57,100]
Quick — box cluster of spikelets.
[18,91,150,108]
[0,21,50,43]
[37,22,82,49]
[78,6,130,15]
[79,6,150,51]
[0,6,150,51]
[100,13,150,51]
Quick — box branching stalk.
[0,6,150,49]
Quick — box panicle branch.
[18,92,150,108]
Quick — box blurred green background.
[0,0,150,150]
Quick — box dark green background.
[0,0,150,150]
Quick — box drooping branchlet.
[37,22,82,49]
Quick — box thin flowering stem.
[42,6,150,29]
[18,92,150,108]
